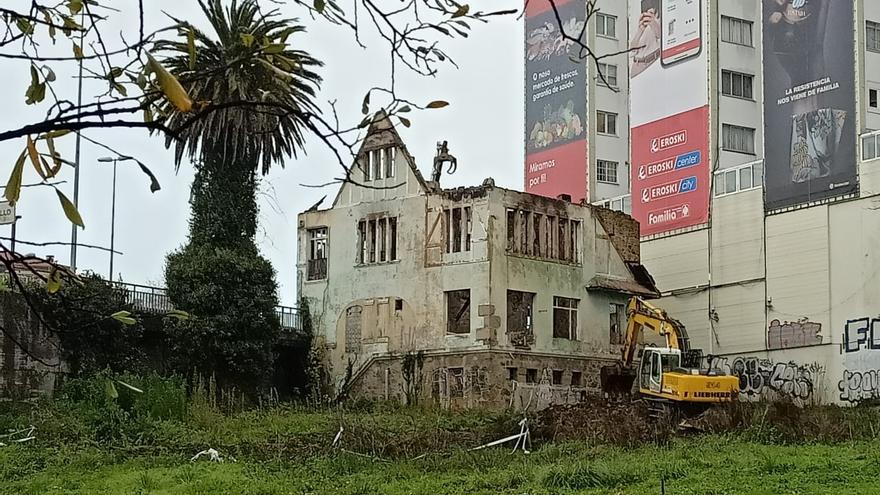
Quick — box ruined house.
[296,115,658,409]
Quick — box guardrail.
[112,282,302,332]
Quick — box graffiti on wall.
[842,317,880,353]
[840,317,880,404]
[767,319,822,350]
[838,369,880,404]
[431,365,490,407]
[707,356,824,402]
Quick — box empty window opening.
[553,297,579,340]
[446,289,471,335]
[385,147,396,177]
[526,368,538,384]
[610,303,625,345]
[871,89,878,109]
[507,367,518,382]
[452,207,462,253]
[571,371,582,387]
[307,228,328,281]
[357,216,398,265]
[532,213,542,256]
[506,208,516,252]
[389,217,398,261]
[449,367,465,398]
[379,218,388,262]
[507,290,535,336]
[444,206,472,254]
[552,370,563,386]
[394,298,403,312]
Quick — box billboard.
[762,0,857,210]
[630,0,710,237]
[524,0,588,203]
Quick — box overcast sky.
[0,1,523,305]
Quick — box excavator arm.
[619,297,691,367]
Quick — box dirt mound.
[532,396,678,448]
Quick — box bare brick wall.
[593,208,640,264]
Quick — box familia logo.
[650,130,688,153]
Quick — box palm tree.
[157,0,322,389]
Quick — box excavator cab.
[639,347,681,395]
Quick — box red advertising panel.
[524,0,588,203]
[630,0,709,237]
[631,106,709,235]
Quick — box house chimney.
[557,193,572,202]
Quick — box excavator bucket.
[600,364,637,397]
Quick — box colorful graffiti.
[707,356,824,402]
[767,318,822,350]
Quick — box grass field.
[3,375,879,494]
[3,436,880,494]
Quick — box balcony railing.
[111,282,302,332]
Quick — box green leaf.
[109,67,124,79]
[72,43,83,60]
[136,161,161,193]
[166,309,191,321]
[314,0,326,13]
[46,268,62,294]
[5,150,26,206]
[361,91,370,115]
[112,82,127,97]
[68,0,84,15]
[55,189,84,228]
[104,380,119,399]
[426,100,449,109]
[44,66,56,82]
[16,18,33,35]
[399,116,411,128]
[116,380,144,394]
[398,105,411,113]
[452,4,470,18]
[263,43,286,54]
[111,310,136,326]
[187,27,196,70]
[240,33,255,47]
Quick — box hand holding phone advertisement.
[660,0,701,66]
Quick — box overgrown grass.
[3,374,880,494]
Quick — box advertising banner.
[524,0,588,203]
[629,0,710,237]
[762,0,857,210]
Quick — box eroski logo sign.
[650,130,688,153]
[638,150,701,180]
[641,176,698,203]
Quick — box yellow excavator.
[601,297,739,415]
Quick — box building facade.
[524,0,880,404]
[297,116,658,409]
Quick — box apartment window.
[357,216,398,264]
[871,89,878,109]
[862,131,880,161]
[506,207,580,264]
[714,161,763,197]
[597,13,616,39]
[444,206,472,254]
[721,16,753,46]
[596,111,617,136]
[507,367,518,382]
[552,297,579,340]
[307,228,328,281]
[610,303,625,345]
[721,70,754,100]
[507,290,535,337]
[551,370,563,386]
[868,21,880,53]
[597,62,618,88]
[722,124,755,154]
[446,289,471,335]
[596,160,618,184]
[594,195,632,215]
[570,371,582,387]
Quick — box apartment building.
[297,115,658,409]
[524,0,880,404]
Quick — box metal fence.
[112,281,301,332]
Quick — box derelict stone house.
[296,115,658,409]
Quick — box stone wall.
[0,293,65,398]
[348,350,614,410]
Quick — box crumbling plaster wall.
[348,350,614,410]
[0,293,65,398]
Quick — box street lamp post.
[97,157,135,281]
